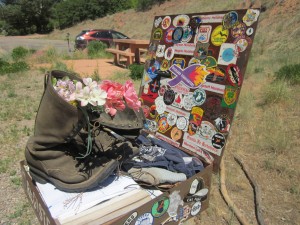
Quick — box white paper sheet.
[36,175,140,219]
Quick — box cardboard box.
[21,8,260,225]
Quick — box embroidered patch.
[192,88,206,106]
[226,64,242,87]
[211,25,229,46]
[164,47,175,60]
[223,11,239,29]
[243,9,260,26]
[211,132,226,150]
[162,16,172,30]
[173,15,190,27]
[171,127,183,141]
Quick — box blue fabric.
[126,134,204,178]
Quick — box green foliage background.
[0,0,166,35]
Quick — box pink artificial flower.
[99,80,126,116]
[124,80,141,111]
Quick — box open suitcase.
[21,8,260,225]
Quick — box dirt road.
[0,36,72,52]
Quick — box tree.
[1,0,60,35]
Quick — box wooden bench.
[106,48,135,67]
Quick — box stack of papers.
[36,175,141,220]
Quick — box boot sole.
[28,160,119,192]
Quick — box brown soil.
[63,59,129,79]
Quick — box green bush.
[275,64,300,84]
[11,46,29,61]
[87,41,108,58]
[128,63,144,80]
[0,59,29,75]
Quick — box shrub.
[9,61,30,73]
[262,80,290,105]
[128,63,144,80]
[0,59,29,75]
[87,41,108,58]
[275,64,300,84]
[11,46,29,61]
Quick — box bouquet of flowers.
[52,76,141,116]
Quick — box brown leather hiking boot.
[25,70,118,192]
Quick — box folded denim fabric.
[128,167,187,185]
[129,135,204,178]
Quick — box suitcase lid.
[139,8,260,170]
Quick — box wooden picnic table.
[106,39,149,67]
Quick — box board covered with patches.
[140,8,260,170]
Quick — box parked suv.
[74,29,130,50]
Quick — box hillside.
[49,0,300,73]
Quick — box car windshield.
[112,31,128,39]
[77,30,90,36]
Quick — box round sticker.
[162,16,171,30]
[214,115,231,133]
[182,26,193,42]
[167,113,177,126]
[234,37,251,52]
[165,27,174,43]
[151,197,170,218]
[135,212,154,225]
[182,93,195,111]
[193,89,206,106]
[197,121,216,139]
[211,25,229,46]
[223,11,238,29]
[173,14,190,27]
[231,22,246,39]
[171,127,183,141]
[164,47,175,60]
[158,115,169,133]
[226,64,242,86]
[172,27,184,43]
[246,27,254,36]
[163,89,175,105]
[176,117,188,130]
[146,120,158,132]
[190,201,201,216]
[155,96,166,114]
[211,133,226,149]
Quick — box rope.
[234,155,266,225]
[219,158,250,225]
